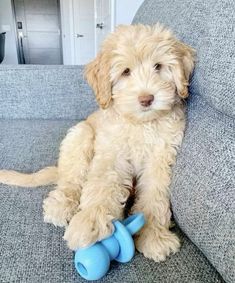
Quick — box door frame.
[11,0,21,63]
[56,0,64,64]
[60,0,75,64]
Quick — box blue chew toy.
[74,213,145,281]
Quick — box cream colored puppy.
[0,24,195,262]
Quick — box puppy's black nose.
[138,95,154,107]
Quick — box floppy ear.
[85,51,112,109]
[171,42,195,98]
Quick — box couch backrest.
[133,0,235,118]
[0,65,97,120]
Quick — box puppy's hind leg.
[43,121,95,227]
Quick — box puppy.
[0,24,195,262]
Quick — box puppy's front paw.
[63,206,115,250]
[135,226,180,262]
[43,189,80,227]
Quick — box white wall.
[0,0,18,64]
[114,0,144,25]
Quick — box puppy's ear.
[172,42,195,98]
[85,51,112,109]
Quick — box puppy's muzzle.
[138,95,154,107]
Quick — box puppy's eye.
[154,63,161,71]
[122,68,131,76]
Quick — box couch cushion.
[0,119,77,171]
[133,0,235,118]
[0,119,225,283]
[0,65,97,120]
[170,93,235,283]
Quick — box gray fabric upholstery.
[0,120,224,283]
[133,0,235,282]
[0,65,97,120]
[0,120,76,171]
[171,94,235,283]
[133,0,235,118]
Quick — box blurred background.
[0,0,144,65]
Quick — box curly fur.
[0,23,195,262]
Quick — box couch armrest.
[171,95,235,283]
[0,65,97,120]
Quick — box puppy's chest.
[96,122,163,161]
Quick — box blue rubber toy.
[74,213,145,281]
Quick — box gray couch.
[0,0,234,282]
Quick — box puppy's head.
[85,24,195,122]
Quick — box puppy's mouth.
[141,106,152,112]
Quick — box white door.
[73,0,95,65]
[95,0,114,54]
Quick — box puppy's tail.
[0,166,58,187]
